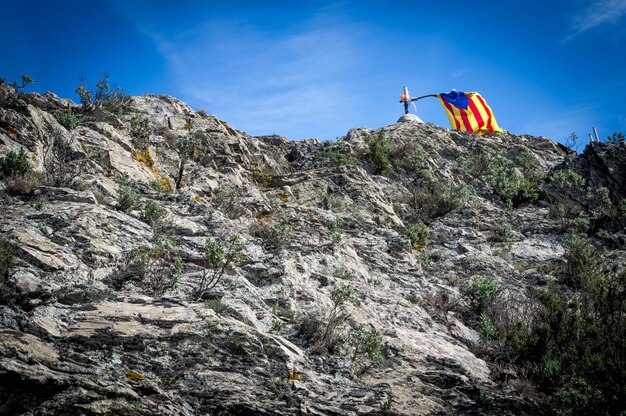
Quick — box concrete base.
[397,114,424,124]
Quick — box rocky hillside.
[0,83,624,416]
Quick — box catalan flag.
[437,91,502,134]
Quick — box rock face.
[0,84,623,415]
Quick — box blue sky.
[2,1,625,147]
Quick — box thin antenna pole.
[589,133,594,143]
[593,127,599,142]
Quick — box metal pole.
[403,86,410,114]
[589,133,594,143]
[593,127,599,142]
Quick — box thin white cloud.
[566,0,626,40]
[112,4,367,139]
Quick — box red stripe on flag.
[467,98,485,131]
[440,98,461,130]
[458,107,473,132]
[474,94,494,131]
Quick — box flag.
[437,91,502,134]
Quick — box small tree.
[195,235,246,300]
[607,132,625,144]
[75,74,131,114]
[175,129,206,190]
[368,134,391,174]
[1,148,31,178]
[10,75,34,91]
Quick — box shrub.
[478,312,497,341]
[141,201,167,231]
[4,175,40,195]
[464,276,502,314]
[194,235,245,299]
[406,221,428,246]
[406,173,469,222]
[1,148,31,178]
[313,147,361,167]
[349,324,385,368]
[12,74,34,91]
[130,112,151,143]
[485,156,521,203]
[562,234,600,288]
[506,266,626,415]
[0,240,14,280]
[55,108,81,130]
[251,222,291,250]
[305,284,358,354]
[491,219,513,244]
[132,236,183,296]
[326,216,344,230]
[0,239,15,300]
[174,131,207,189]
[368,134,391,174]
[75,74,131,114]
[116,187,139,213]
[606,132,624,144]
[205,298,235,316]
[109,234,183,295]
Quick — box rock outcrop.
[0,84,623,415]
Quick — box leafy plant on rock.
[194,235,246,300]
[1,147,31,178]
[368,133,392,174]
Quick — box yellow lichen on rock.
[131,148,155,168]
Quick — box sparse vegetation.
[116,187,139,213]
[194,235,246,300]
[313,147,361,167]
[75,73,132,114]
[464,276,502,314]
[1,147,31,178]
[130,112,151,143]
[406,221,429,246]
[55,108,82,130]
[302,283,358,354]
[606,132,624,144]
[405,171,469,222]
[141,200,167,231]
[367,133,392,174]
[491,219,513,244]
[0,240,15,300]
[349,324,385,368]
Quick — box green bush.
[349,324,385,367]
[304,284,358,354]
[75,74,131,114]
[478,312,497,341]
[314,147,361,167]
[406,221,429,246]
[195,235,245,299]
[464,276,502,314]
[141,201,167,230]
[131,236,183,296]
[1,148,31,178]
[368,134,391,174]
[55,108,82,130]
[406,173,469,222]
[116,187,139,213]
[491,219,513,244]
[562,234,600,288]
[606,132,624,144]
[486,156,521,203]
[130,112,151,142]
